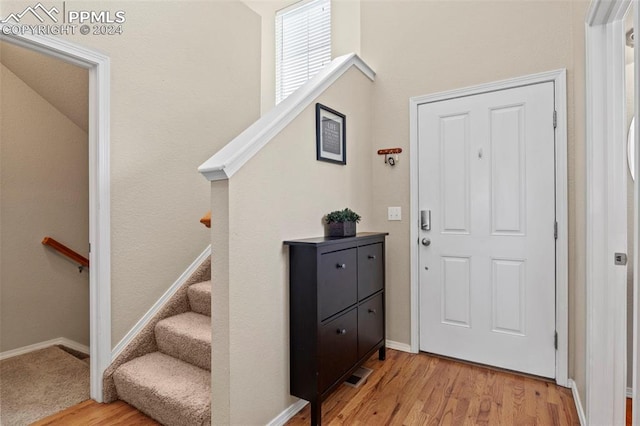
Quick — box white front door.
[418,82,556,378]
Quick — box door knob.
[421,238,431,246]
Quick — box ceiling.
[0,41,88,132]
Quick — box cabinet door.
[358,294,384,358]
[319,248,357,320]
[358,243,384,300]
[318,308,358,391]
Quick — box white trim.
[57,337,90,355]
[409,69,567,106]
[633,3,640,425]
[386,340,413,353]
[569,379,587,426]
[627,387,633,398]
[0,30,111,403]
[585,1,631,424]
[112,245,212,359]
[265,399,308,426]
[277,0,319,16]
[0,337,89,361]
[554,70,570,388]
[409,98,420,355]
[408,69,569,386]
[198,53,375,181]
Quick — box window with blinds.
[275,0,331,104]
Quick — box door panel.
[490,105,526,235]
[358,294,384,358]
[491,258,525,335]
[318,308,357,391]
[441,256,471,327]
[440,114,471,234]
[318,248,357,320]
[357,243,384,300]
[418,82,556,378]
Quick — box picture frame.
[316,103,346,165]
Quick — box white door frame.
[635,0,640,422]
[584,1,633,424]
[634,2,640,425]
[409,69,569,386]
[0,29,112,402]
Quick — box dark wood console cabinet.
[284,232,388,425]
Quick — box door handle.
[421,210,431,231]
[421,238,431,247]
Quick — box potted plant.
[325,208,361,237]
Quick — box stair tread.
[188,281,211,316]
[155,312,211,370]
[114,352,210,426]
[156,312,211,341]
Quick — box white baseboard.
[386,339,413,353]
[58,337,90,354]
[0,337,89,361]
[569,379,586,426]
[112,245,211,359]
[266,399,308,426]
[628,387,633,398]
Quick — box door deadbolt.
[614,252,628,266]
[421,210,431,231]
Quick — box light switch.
[388,207,402,221]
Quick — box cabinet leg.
[310,399,321,426]
[379,346,386,361]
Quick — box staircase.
[112,280,212,425]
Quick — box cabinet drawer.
[319,248,357,320]
[358,294,384,358]
[358,243,384,300]
[319,308,357,391]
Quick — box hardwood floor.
[31,349,581,425]
[31,400,159,426]
[286,349,580,425]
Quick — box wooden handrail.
[200,211,211,228]
[42,237,89,268]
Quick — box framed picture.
[316,103,346,165]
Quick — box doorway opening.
[0,39,90,422]
[0,31,111,403]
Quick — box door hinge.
[554,221,558,240]
[553,111,557,129]
[89,243,91,253]
[554,331,558,350]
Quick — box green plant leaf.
[324,207,361,224]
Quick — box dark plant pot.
[328,221,356,237]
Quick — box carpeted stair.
[113,280,212,426]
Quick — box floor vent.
[344,367,373,388]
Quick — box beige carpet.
[0,346,89,425]
[111,278,212,426]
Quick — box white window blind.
[275,0,331,104]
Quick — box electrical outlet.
[388,207,402,221]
